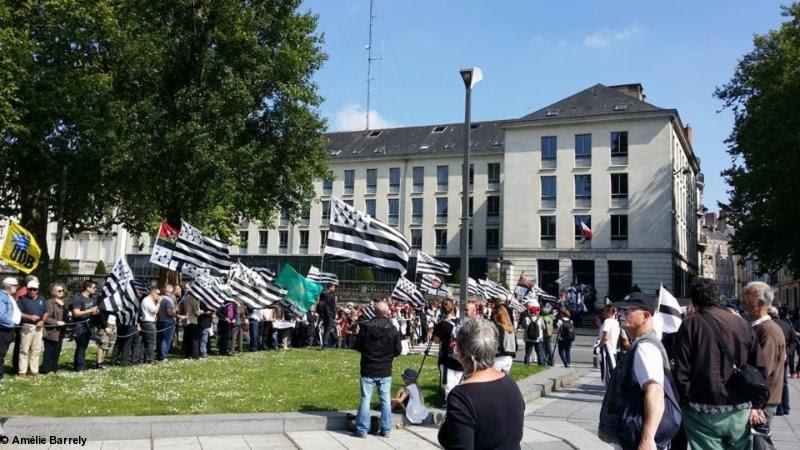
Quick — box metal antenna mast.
[365,0,381,131]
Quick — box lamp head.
[459,67,483,89]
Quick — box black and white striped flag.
[416,251,451,276]
[391,276,425,310]
[252,267,276,281]
[101,257,140,326]
[467,277,486,300]
[656,284,682,334]
[228,262,286,309]
[171,221,233,275]
[360,306,376,321]
[307,265,339,286]
[324,196,410,275]
[131,278,151,298]
[480,278,512,301]
[420,274,450,297]
[190,276,228,310]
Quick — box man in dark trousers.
[353,300,402,438]
[317,283,337,349]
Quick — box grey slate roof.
[325,120,507,160]
[517,83,668,122]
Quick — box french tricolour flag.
[578,219,592,241]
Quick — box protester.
[178,290,200,359]
[391,368,429,425]
[273,305,296,350]
[216,299,237,356]
[556,309,576,368]
[598,305,621,385]
[0,278,20,380]
[438,317,525,449]
[542,307,556,366]
[95,300,117,370]
[157,284,179,360]
[523,306,545,366]
[71,280,100,372]
[433,298,464,402]
[317,283,337,349]
[198,305,214,358]
[600,291,681,450]
[139,283,161,364]
[673,278,764,450]
[41,283,67,374]
[743,281,786,450]
[247,305,262,352]
[16,279,47,376]
[352,300,402,438]
[491,301,517,374]
[771,306,797,416]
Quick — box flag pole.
[319,229,329,273]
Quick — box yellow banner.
[1,221,41,274]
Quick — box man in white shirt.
[139,283,161,364]
[598,306,621,384]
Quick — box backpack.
[445,319,461,361]
[598,331,682,448]
[525,318,541,342]
[559,319,575,342]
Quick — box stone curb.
[1,368,579,441]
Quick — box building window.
[574,215,591,240]
[608,260,633,302]
[299,230,309,254]
[412,198,423,225]
[239,231,249,254]
[322,179,333,195]
[575,133,592,166]
[258,230,268,250]
[365,199,376,217]
[321,200,330,222]
[279,230,288,254]
[366,168,377,194]
[611,215,628,240]
[388,198,399,225]
[436,197,448,224]
[301,207,310,226]
[540,216,556,240]
[411,229,422,249]
[487,196,500,225]
[486,229,499,253]
[468,228,473,250]
[469,163,474,191]
[412,166,424,193]
[611,131,628,156]
[541,176,556,208]
[468,196,473,217]
[344,170,355,194]
[488,162,501,189]
[344,199,353,207]
[389,167,400,194]
[435,229,447,255]
[280,210,290,226]
[437,165,449,192]
[541,136,557,168]
[575,174,592,207]
[611,173,628,199]
[320,230,327,251]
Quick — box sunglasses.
[29,288,39,291]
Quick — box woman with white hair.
[438,318,525,449]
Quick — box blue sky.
[301,0,788,212]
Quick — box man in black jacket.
[353,300,402,438]
[316,284,337,350]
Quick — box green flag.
[274,264,323,313]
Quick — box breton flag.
[577,218,593,241]
[252,267,276,281]
[420,274,450,297]
[131,278,151,298]
[101,257,140,326]
[391,276,425,310]
[171,221,233,276]
[149,221,179,270]
[514,275,534,299]
[307,265,339,286]
[228,262,286,309]
[655,284,683,338]
[190,276,228,310]
[324,196,411,275]
[480,279,512,301]
[415,251,451,276]
[467,277,486,300]
[361,306,376,321]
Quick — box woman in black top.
[438,317,525,450]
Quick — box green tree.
[715,4,800,276]
[57,258,72,275]
[94,260,107,275]
[356,267,374,282]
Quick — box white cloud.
[583,24,642,48]
[332,104,398,132]
[529,35,546,46]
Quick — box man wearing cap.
[16,279,48,376]
[71,280,100,372]
[606,291,681,449]
[391,368,430,425]
[353,300,402,438]
[0,277,20,380]
[674,278,764,450]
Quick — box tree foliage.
[715,3,800,277]
[0,0,330,276]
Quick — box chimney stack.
[683,124,693,144]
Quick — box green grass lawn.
[0,346,546,416]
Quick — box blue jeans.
[157,321,175,360]
[249,320,261,352]
[73,329,91,372]
[357,376,392,436]
[199,328,211,358]
[558,340,572,367]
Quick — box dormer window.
[545,109,560,117]
[432,126,447,133]
[367,130,382,138]
[613,103,629,111]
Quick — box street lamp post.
[459,67,482,311]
